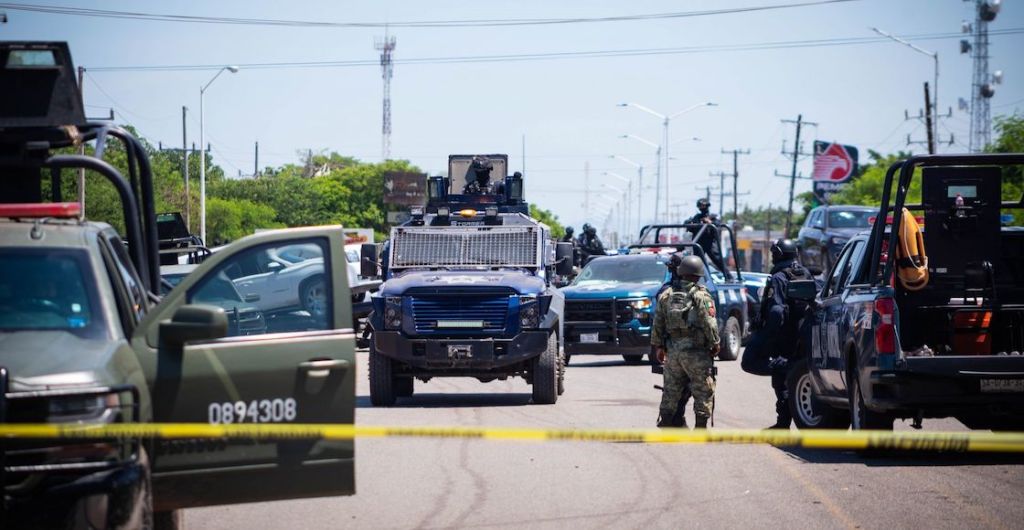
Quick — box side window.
[822,245,853,298]
[837,241,865,290]
[100,234,147,325]
[188,239,332,337]
[811,211,825,229]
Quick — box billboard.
[384,171,427,206]
[812,141,859,203]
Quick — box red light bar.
[0,202,81,219]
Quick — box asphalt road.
[188,350,1024,529]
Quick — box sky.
[3,0,1023,236]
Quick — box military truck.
[361,154,574,405]
[0,42,357,529]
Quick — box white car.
[224,243,328,319]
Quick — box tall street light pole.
[603,179,629,237]
[620,134,660,222]
[199,65,239,244]
[618,101,716,221]
[872,27,939,153]
[611,155,643,235]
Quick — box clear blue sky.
[4,0,1023,233]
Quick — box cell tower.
[375,31,397,161]
[962,0,1003,152]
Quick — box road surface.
[188,351,1024,529]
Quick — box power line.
[85,28,1024,72]
[0,1,861,29]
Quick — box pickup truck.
[633,223,749,365]
[788,153,1024,431]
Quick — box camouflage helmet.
[677,255,705,278]
[697,198,711,210]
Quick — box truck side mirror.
[787,279,818,302]
[360,243,380,278]
[159,305,228,353]
[555,242,574,276]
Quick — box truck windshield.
[574,259,667,286]
[0,249,104,335]
[829,210,873,228]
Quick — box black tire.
[557,345,566,396]
[369,344,396,407]
[787,358,850,429]
[300,275,328,319]
[622,354,645,364]
[395,377,414,398]
[532,332,558,404]
[718,316,742,361]
[849,371,893,430]
[153,509,182,530]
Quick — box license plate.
[980,379,1024,393]
[447,344,473,359]
[580,333,600,344]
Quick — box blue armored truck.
[362,155,574,406]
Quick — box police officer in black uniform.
[577,224,606,264]
[740,238,813,429]
[561,226,575,243]
[685,199,730,279]
[463,156,502,195]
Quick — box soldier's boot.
[694,414,710,429]
[669,408,688,428]
[656,411,674,428]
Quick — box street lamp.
[603,173,632,237]
[611,155,643,235]
[199,65,239,244]
[872,27,939,153]
[618,101,716,221]
[620,134,661,221]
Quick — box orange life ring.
[896,207,929,291]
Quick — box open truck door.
[133,226,356,510]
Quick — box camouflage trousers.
[659,347,715,419]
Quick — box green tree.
[529,205,565,240]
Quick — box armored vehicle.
[362,155,574,405]
[0,42,356,529]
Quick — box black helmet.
[565,226,575,235]
[581,222,591,233]
[677,255,705,278]
[770,238,799,261]
[470,156,493,181]
[585,225,597,236]
[697,198,711,211]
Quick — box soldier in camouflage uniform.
[651,255,721,428]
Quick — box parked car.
[161,264,267,335]
[224,243,328,321]
[797,205,875,272]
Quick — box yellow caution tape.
[1,423,1023,453]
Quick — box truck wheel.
[622,354,644,364]
[153,510,182,530]
[369,345,397,406]
[395,377,414,398]
[787,358,850,429]
[300,275,327,319]
[718,316,741,361]
[532,332,558,404]
[849,372,893,430]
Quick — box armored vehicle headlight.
[519,296,540,328]
[385,297,403,329]
[48,393,120,423]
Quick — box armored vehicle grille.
[565,299,634,324]
[391,227,539,268]
[411,295,510,333]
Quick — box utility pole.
[777,114,817,236]
[722,148,750,220]
[77,66,86,217]
[254,141,259,177]
[709,171,728,217]
[182,107,189,228]
[375,30,397,160]
[905,82,952,153]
